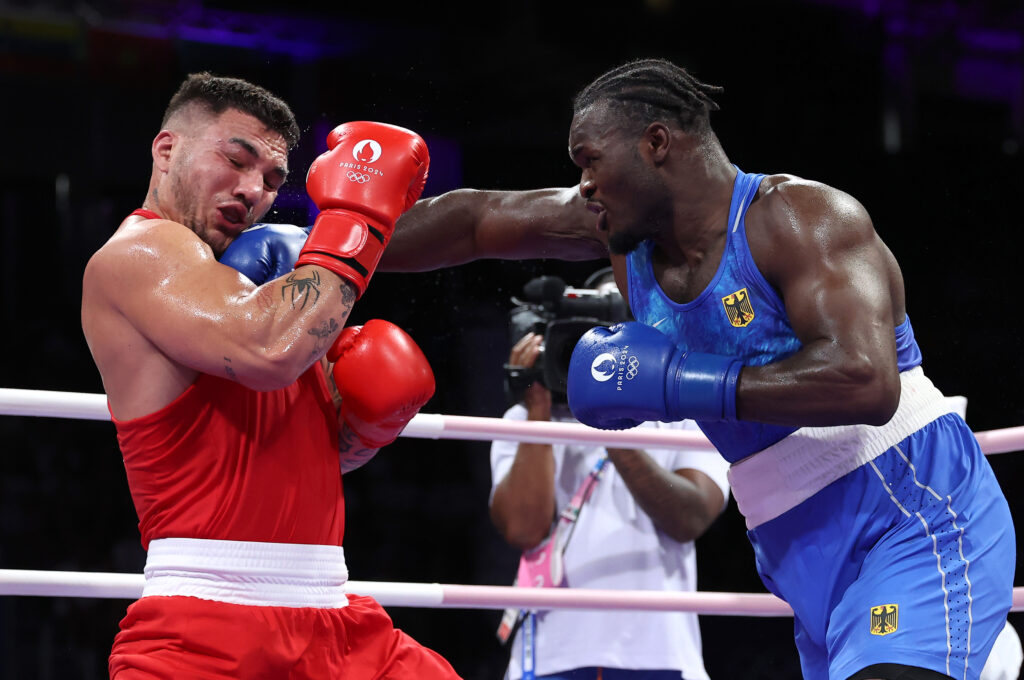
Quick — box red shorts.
[108,594,461,679]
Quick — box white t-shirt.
[490,404,731,680]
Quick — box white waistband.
[142,538,349,608]
[728,367,959,530]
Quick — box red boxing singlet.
[112,366,344,550]
[129,208,161,220]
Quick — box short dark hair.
[161,72,301,149]
[573,58,723,136]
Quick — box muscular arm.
[380,187,608,272]
[605,449,724,543]
[91,220,353,391]
[738,181,902,426]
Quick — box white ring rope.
[2,387,1021,616]
[0,570,1021,614]
[0,570,790,615]
[3,388,1024,453]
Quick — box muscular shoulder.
[753,174,873,243]
[86,219,214,295]
[746,175,876,276]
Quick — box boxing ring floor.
[1,387,1021,677]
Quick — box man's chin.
[608,231,645,256]
[209,224,248,259]
[206,232,232,259]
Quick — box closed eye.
[265,169,287,192]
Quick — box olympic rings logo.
[346,171,370,183]
[625,356,640,380]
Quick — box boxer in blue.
[373,58,1015,680]
[230,57,1014,680]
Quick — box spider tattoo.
[281,270,322,309]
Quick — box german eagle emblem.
[722,288,754,327]
[869,604,899,636]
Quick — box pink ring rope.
[2,388,1023,453]
[1,387,1021,615]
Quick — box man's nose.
[235,171,263,207]
[579,173,596,199]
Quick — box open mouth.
[218,204,248,228]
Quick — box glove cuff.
[295,210,389,298]
[668,352,743,421]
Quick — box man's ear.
[644,122,672,165]
[152,130,175,173]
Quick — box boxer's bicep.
[773,190,896,371]
[110,224,350,389]
[740,184,900,425]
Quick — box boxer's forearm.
[228,266,354,389]
[382,187,606,272]
[337,424,380,474]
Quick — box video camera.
[504,269,631,406]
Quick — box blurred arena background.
[0,0,1021,677]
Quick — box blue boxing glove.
[219,223,309,285]
[567,321,744,430]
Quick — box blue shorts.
[748,414,1015,680]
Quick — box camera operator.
[488,269,731,680]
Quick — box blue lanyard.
[521,610,537,680]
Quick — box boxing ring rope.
[2,386,1023,615]
[1,572,1023,614]
[3,388,1024,453]
[0,569,798,615]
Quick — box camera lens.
[541,319,607,395]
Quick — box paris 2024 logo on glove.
[352,139,382,164]
[590,354,617,382]
[590,351,640,390]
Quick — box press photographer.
[489,266,731,680]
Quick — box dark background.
[1,0,1022,678]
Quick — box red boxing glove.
[330,320,435,449]
[298,121,429,298]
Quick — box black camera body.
[504,274,630,406]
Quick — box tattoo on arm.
[281,271,322,309]
[338,425,380,474]
[309,318,340,359]
[223,357,237,380]
[340,280,357,309]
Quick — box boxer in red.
[81,72,460,679]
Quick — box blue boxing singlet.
[627,169,1013,680]
[625,168,923,462]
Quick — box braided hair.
[573,58,723,136]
